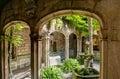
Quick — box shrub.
[61,59,80,73]
[77,56,84,65]
[75,68,99,76]
[41,66,63,79]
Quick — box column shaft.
[65,38,69,60]
[31,34,42,79]
[43,34,50,67]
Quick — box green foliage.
[0,23,23,46]
[63,15,88,36]
[13,23,23,32]
[48,17,63,28]
[92,19,100,31]
[77,56,84,65]
[48,15,100,37]
[63,14,100,36]
[77,53,94,67]
[41,66,63,79]
[56,18,63,28]
[61,59,80,73]
[84,52,95,61]
[75,68,99,76]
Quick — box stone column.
[0,39,7,79]
[77,36,82,53]
[30,33,41,79]
[43,33,50,67]
[38,36,42,79]
[65,37,69,60]
[100,28,108,79]
[0,41,3,79]
[3,39,9,79]
[77,37,80,52]
[100,38,108,79]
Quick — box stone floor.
[12,60,100,79]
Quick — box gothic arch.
[69,33,77,58]
[36,9,104,79]
[2,20,31,79]
[50,30,66,38]
[3,21,31,33]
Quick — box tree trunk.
[8,44,13,79]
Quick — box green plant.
[75,68,99,76]
[84,53,95,61]
[73,67,99,79]
[0,23,23,78]
[77,56,84,65]
[77,52,94,66]
[41,66,63,79]
[61,59,80,73]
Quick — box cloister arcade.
[1,0,120,79]
[1,11,101,79]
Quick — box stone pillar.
[106,28,120,79]
[100,29,108,79]
[43,33,50,67]
[100,38,108,79]
[77,36,82,53]
[30,33,42,79]
[77,37,80,52]
[0,40,6,79]
[0,41,2,79]
[65,37,69,60]
[38,36,42,79]
[3,40,9,79]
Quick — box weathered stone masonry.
[1,0,120,79]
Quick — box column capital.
[65,36,69,40]
[30,33,42,41]
[77,37,81,39]
[42,33,50,40]
[101,29,108,41]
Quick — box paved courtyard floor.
[12,60,100,79]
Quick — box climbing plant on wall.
[47,17,63,30]
[0,23,23,79]
[62,14,100,36]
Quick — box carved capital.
[30,33,42,41]
[42,33,50,40]
[101,29,108,41]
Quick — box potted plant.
[77,53,85,65]
[41,66,63,79]
[60,59,80,78]
[72,52,99,79]
[61,58,80,73]
[73,67,99,79]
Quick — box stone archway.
[1,0,120,79]
[49,32,65,57]
[49,32,65,65]
[69,33,77,58]
[37,10,103,79]
[2,21,31,79]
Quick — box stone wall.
[16,28,31,55]
[11,27,31,71]
[11,55,30,71]
[1,0,120,79]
